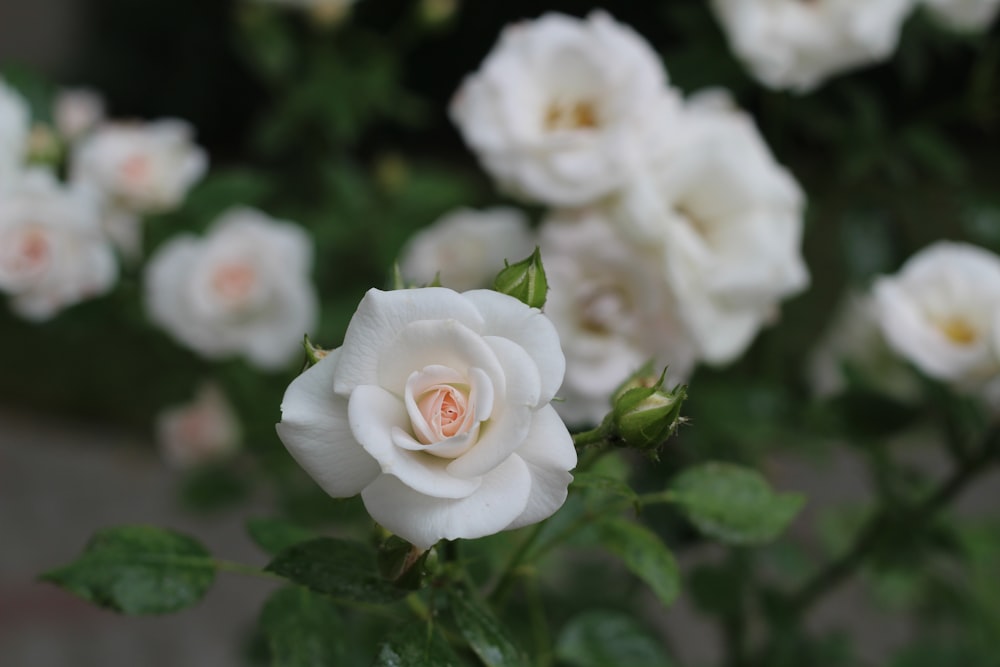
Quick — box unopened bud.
[493,247,548,309]
[610,368,686,456]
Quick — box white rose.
[0,78,30,185]
[276,287,576,549]
[157,383,242,468]
[145,207,318,370]
[450,11,681,207]
[873,241,1000,387]
[53,88,105,142]
[0,168,117,321]
[71,119,207,213]
[807,290,921,401]
[920,0,999,30]
[398,207,534,291]
[540,209,698,426]
[616,96,809,365]
[710,0,915,91]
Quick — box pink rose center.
[416,384,471,443]
[211,262,257,305]
[120,153,151,186]
[3,227,52,276]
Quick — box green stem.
[488,522,547,605]
[527,576,553,667]
[572,422,611,449]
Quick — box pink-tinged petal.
[445,335,540,478]
[462,289,566,404]
[349,384,481,499]
[361,454,532,549]
[276,349,380,497]
[392,425,479,459]
[505,405,576,530]
[377,319,505,396]
[334,288,485,394]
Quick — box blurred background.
[1,1,999,666]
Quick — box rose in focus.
[277,287,576,549]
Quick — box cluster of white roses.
[0,79,319,373]
[711,0,1000,92]
[811,242,1000,411]
[403,11,808,424]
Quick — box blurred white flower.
[616,96,809,364]
[145,207,318,370]
[157,383,242,468]
[540,208,698,426]
[450,11,681,207]
[0,168,117,321]
[53,88,105,142]
[71,119,207,214]
[710,0,915,92]
[0,78,30,185]
[807,290,921,401]
[874,241,1000,388]
[920,0,1000,31]
[398,207,535,291]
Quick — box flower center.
[938,317,978,346]
[210,262,257,305]
[416,384,470,442]
[1,226,51,279]
[544,99,600,132]
[579,285,628,335]
[120,153,151,186]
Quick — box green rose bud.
[493,247,548,309]
[609,368,686,457]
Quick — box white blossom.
[450,10,681,207]
[920,0,1000,31]
[277,287,575,548]
[874,241,1000,387]
[0,168,117,321]
[157,383,242,468]
[540,208,698,426]
[398,207,534,291]
[145,207,318,370]
[53,88,105,142]
[710,0,915,92]
[615,95,809,365]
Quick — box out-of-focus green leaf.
[41,525,215,615]
[448,587,529,667]
[260,586,346,667]
[373,624,464,667]
[596,519,680,606]
[246,517,319,557]
[670,462,804,545]
[555,609,674,667]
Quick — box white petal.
[276,349,380,497]
[334,288,485,393]
[349,385,481,499]
[376,318,505,396]
[505,405,576,529]
[462,289,566,404]
[361,454,532,549]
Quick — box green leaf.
[596,519,680,607]
[260,586,346,667]
[670,462,805,546]
[448,587,529,667]
[265,538,406,604]
[555,610,674,667]
[373,624,464,667]
[246,517,319,557]
[571,472,640,508]
[41,525,215,615]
